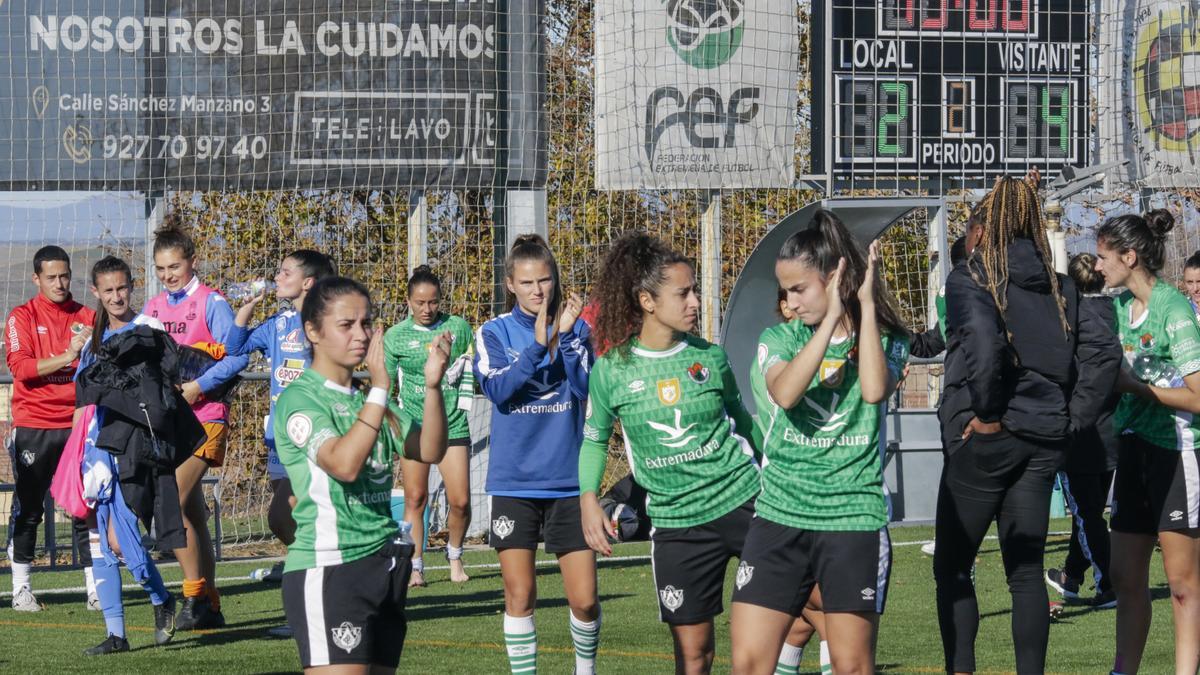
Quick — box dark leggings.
[7,427,91,566]
[1060,470,1114,594]
[934,430,1060,675]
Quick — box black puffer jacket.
[75,326,206,477]
[939,239,1121,452]
[1064,295,1120,474]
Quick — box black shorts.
[282,540,414,669]
[651,500,754,624]
[119,466,187,551]
[447,436,471,448]
[731,516,892,615]
[488,495,589,553]
[1112,435,1200,534]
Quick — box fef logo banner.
[594,0,797,189]
[1101,0,1200,187]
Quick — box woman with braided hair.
[578,232,761,674]
[933,177,1120,674]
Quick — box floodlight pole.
[701,189,722,342]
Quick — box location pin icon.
[31,86,49,119]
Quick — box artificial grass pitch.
[0,520,1182,673]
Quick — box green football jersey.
[582,336,760,529]
[383,313,474,439]
[1114,281,1200,451]
[751,321,909,531]
[274,369,412,572]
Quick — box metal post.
[927,200,949,409]
[144,196,163,298]
[700,190,722,342]
[1044,200,1068,274]
[504,190,548,251]
[408,190,428,274]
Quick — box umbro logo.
[629,379,646,394]
[1171,509,1185,521]
[861,587,876,601]
[408,340,420,349]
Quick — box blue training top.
[473,307,593,497]
[225,309,308,444]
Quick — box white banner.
[594,0,797,190]
[1100,0,1200,188]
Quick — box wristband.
[366,387,388,407]
[356,418,380,432]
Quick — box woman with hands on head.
[472,234,601,675]
[578,233,760,674]
[274,276,451,674]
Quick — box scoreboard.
[811,0,1090,190]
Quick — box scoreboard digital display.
[811,0,1090,189]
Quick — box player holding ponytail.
[579,233,760,674]
[731,210,910,675]
[473,234,600,674]
[384,265,476,586]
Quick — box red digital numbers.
[883,0,1032,34]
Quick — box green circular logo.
[665,0,745,70]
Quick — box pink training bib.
[144,280,227,423]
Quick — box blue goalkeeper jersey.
[226,309,309,443]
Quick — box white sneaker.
[921,541,937,556]
[87,593,101,611]
[12,587,41,612]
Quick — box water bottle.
[1156,363,1184,389]
[249,567,273,581]
[227,280,276,302]
[1131,351,1162,384]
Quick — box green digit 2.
[877,82,908,156]
[1041,86,1069,153]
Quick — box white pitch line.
[0,530,1073,598]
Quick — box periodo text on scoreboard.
[811,0,1091,188]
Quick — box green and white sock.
[503,613,537,674]
[775,642,803,674]
[820,640,833,674]
[569,610,600,674]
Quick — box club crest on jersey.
[657,378,682,406]
[659,585,684,612]
[492,515,515,539]
[736,561,754,590]
[819,359,846,388]
[687,362,709,384]
[331,621,362,653]
[1141,333,1156,350]
[281,329,305,353]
